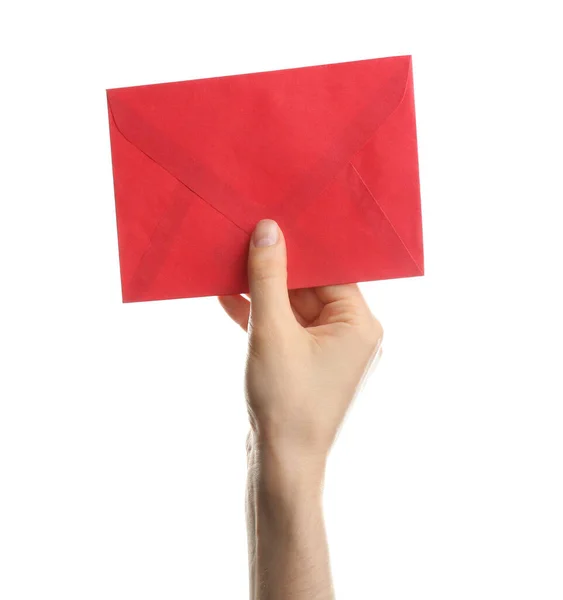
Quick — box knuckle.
[252,268,281,284]
[373,318,384,340]
[360,317,383,350]
[249,255,285,283]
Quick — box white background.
[1,1,562,598]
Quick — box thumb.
[248,220,294,330]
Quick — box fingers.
[247,220,295,331]
[288,288,324,324]
[218,295,250,331]
[316,284,371,320]
[315,283,364,305]
[313,284,382,342]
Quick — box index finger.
[314,283,363,304]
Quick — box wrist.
[247,431,327,502]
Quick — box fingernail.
[253,220,279,247]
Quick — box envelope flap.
[107,56,413,232]
[350,60,424,274]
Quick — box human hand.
[219,220,383,471]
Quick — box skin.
[219,220,383,600]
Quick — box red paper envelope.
[107,55,424,302]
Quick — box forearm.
[246,436,334,600]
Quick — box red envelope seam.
[110,57,419,293]
[108,57,413,238]
[351,164,423,275]
[108,103,251,238]
[109,104,252,295]
[287,58,414,233]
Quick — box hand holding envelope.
[107,55,424,302]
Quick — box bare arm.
[219,220,382,599]
[247,442,332,599]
